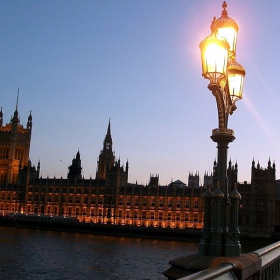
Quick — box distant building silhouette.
[0,105,279,237]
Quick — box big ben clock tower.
[96,120,115,180]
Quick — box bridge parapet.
[164,241,280,280]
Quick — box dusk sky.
[0,1,279,185]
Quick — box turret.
[27,111,32,130]
[68,150,82,180]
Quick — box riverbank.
[0,216,278,243]
[0,216,201,241]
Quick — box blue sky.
[0,1,279,185]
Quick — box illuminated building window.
[118,210,122,217]
[143,211,146,219]
[168,212,171,220]
[133,211,138,218]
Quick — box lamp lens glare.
[217,27,237,55]
[228,73,243,101]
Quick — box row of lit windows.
[26,194,105,204]
[28,187,91,194]
[118,199,199,208]
[19,205,200,222]
[6,192,202,210]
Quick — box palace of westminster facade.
[0,106,279,237]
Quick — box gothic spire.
[16,88,19,111]
[11,88,20,124]
[27,110,32,129]
[107,118,111,136]
[103,119,113,151]
[0,107,3,127]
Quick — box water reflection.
[0,226,273,280]
[0,227,198,280]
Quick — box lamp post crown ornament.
[212,181,224,197]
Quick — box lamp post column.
[211,129,235,256]
[209,182,224,256]
[198,185,212,255]
[227,184,241,256]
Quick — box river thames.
[0,226,272,280]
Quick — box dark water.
[0,226,198,280]
[0,226,273,280]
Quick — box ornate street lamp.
[198,2,245,257]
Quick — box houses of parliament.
[0,105,279,237]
